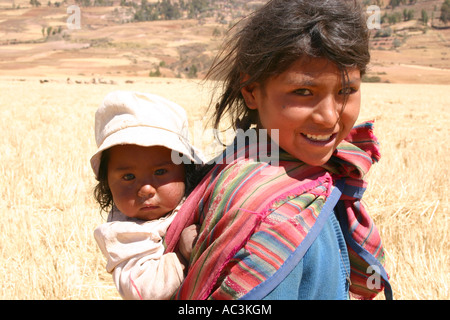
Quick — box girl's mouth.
[301,132,337,145]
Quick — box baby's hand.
[178,224,199,262]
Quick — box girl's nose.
[137,183,156,199]
[311,96,340,128]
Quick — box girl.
[91,91,202,300]
[165,0,392,300]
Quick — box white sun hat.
[90,90,202,179]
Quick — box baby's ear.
[240,74,260,110]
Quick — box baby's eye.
[294,89,312,96]
[123,173,135,181]
[154,168,168,176]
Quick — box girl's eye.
[294,89,312,96]
[154,168,167,176]
[123,173,135,181]
[339,87,358,95]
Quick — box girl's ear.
[240,74,259,110]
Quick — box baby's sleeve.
[94,221,185,300]
[113,251,185,300]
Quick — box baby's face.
[107,145,185,221]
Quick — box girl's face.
[107,145,185,221]
[242,57,361,166]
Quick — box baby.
[91,91,202,299]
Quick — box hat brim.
[90,126,201,179]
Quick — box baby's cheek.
[164,181,186,207]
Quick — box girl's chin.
[285,135,339,165]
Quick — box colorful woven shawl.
[165,121,391,300]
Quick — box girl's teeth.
[305,134,332,141]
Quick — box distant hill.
[0,0,448,84]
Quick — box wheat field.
[0,76,448,300]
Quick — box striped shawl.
[165,121,392,300]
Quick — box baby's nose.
[137,184,156,198]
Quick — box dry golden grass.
[359,83,449,299]
[0,77,448,299]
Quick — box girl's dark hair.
[93,149,113,213]
[206,0,370,131]
[93,148,202,213]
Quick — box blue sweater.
[263,212,350,300]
